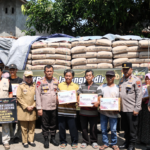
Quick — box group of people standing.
[0,62,148,150]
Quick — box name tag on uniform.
[127,84,132,88]
[42,84,49,90]
[23,89,27,94]
[42,86,49,90]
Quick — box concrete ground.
[0,128,146,150]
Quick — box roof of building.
[0,36,18,39]
[20,0,27,3]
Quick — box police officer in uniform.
[119,63,142,150]
[36,65,59,149]
[0,67,13,150]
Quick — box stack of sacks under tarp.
[71,39,113,69]
[26,41,71,70]
[139,40,150,70]
[112,40,150,68]
[112,40,142,68]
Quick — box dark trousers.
[121,112,138,144]
[80,115,97,144]
[58,116,78,145]
[41,109,57,137]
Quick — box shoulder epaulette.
[20,81,25,85]
[53,77,58,82]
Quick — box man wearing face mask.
[36,65,59,149]
[119,63,142,150]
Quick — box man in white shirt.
[98,71,120,150]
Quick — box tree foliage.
[22,0,150,37]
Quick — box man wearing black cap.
[119,63,142,150]
[9,64,23,143]
[9,64,23,84]
[98,71,120,150]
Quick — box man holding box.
[98,71,120,150]
[57,69,79,149]
[77,69,102,149]
[119,63,142,150]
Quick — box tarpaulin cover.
[0,38,16,65]
[0,33,73,70]
[41,33,148,43]
[0,38,15,50]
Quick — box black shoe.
[127,143,135,150]
[28,142,36,147]
[127,146,135,150]
[44,137,49,149]
[50,138,59,146]
[23,143,29,148]
[119,142,129,149]
[13,137,20,143]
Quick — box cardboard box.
[58,90,77,104]
[79,94,98,107]
[12,84,19,96]
[100,98,121,111]
[143,85,149,98]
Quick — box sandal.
[99,145,108,150]
[60,143,67,149]
[112,145,119,150]
[92,143,99,149]
[72,144,78,149]
[80,143,87,149]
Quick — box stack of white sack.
[112,40,142,68]
[139,40,150,70]
[26,41,71,70]
[71,39,113,69]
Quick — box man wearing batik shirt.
[77,69,102,149]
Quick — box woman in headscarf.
[138,73,150,148]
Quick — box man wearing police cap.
[119,63,142,150]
